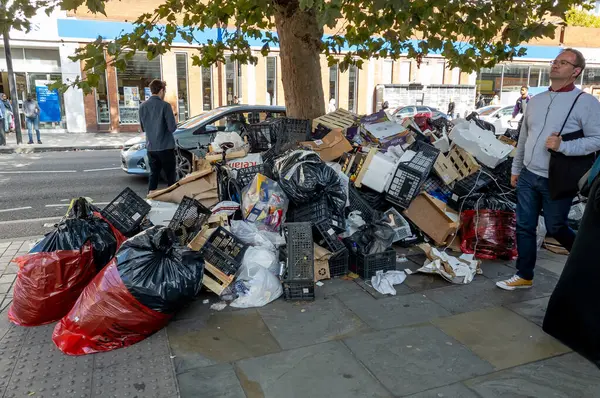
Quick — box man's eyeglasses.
[550,60,578,68]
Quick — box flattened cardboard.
[403,193,459,246]
[300,129,353,162]
[147,168,219,208]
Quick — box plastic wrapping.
[272,150,346,215]
[346,222,396,255]
[230,254,283,308]
[460,193,516,212]
[117,226,205,313]
[460,210,517,260]
[230,220,286,249]
[241,174,289,231]
[8,243,95,326]
[52,260,172,355]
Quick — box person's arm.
[138,107,145,132]
[512,100,519,118]
[35,101,41,114]
[165,103,177,134]
[512,108,529,176]
[558,97,600,157]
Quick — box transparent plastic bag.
[230,261,282,308]
[241,174,289,231]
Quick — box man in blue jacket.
[512,86,530,118]
[497,48,600,290]
[139,80,178,192]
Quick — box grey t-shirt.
[138,96,177,152]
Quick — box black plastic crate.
[283,281,315,301]
[452,170,494,198]
[288,196,346,232]
[329,249,349,277]
[283,222,314,281]
[200,227,248,276]
[350,248,396,279]
[403,141,440,177]
[168,196,211,245]
[281,118,311,143]
[247,119,284,152]
[421,175,452,202]
[348,185,382,223]
[101,187,151,236]
[236,164,266,187]
[314,220,345,253]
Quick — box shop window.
[502,64,529,93]
[24,48,60,70]
[477,65,503,101]
[382,60,393,84]
[582,67,600,99]
[348,65,358,113]
[27,73,66,129]
[95,69,110,124]
[266,57,277,105]
[202,66,213,111]
[329,64,339,107]
[176,53,189,122]
[116,53,162,125]
[225,56,243,105]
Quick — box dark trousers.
[516,168,575,280]
[148,149,177,192]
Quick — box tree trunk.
[2,29,23,144]
[274,1,325,120]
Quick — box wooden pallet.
[202,261,236,295]
[312,109,358,131]
[433,153,460,185]
[447,146,480,180]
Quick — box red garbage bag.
[8,242,95,326]
[460,210,517,260]
[52,259,172,356]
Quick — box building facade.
[3,6,600,133]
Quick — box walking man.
[512,86,531,118]
[24,95,42,144]
[497,48,600,290]
[139,79,177,192]
[0,93,9,146]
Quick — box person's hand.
[511,174,519,188]
[546,132,562,151]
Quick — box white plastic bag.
[244,246,279,275]
[536,216,546,251]
[211,131,245,152]
[230,262,282,308]
[146,200,179,226]
[342,211,366,238]
[371,270,407,295]
[230,220,286,249]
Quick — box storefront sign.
[144,87,151,101]
[35,80,61,123]
[124,86,140,107]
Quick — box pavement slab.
[536,258,566,276]
[314,277,366,298]
[177,364,247,398]
[432,306,570,370]
[465,353,600,398]
[344,325,494,396]
[336,290,451,330]
[403,382,480,398]
[505,296,550,327]
[167,309,281,374]
[235,341,393,398]
[258,296,370,350]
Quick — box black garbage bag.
[345,222,396,255]
[273,150,346,215]
[117,226,204,313]
[466,112,496,133]
[461,192,516,212]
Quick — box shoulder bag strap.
[559,92,584,136]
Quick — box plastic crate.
[314,220,345,253]
[283,281,315,301]
[246,119,283,152]
[349,186,382,223]
[288,196,346,232]
[281,118,311,143]
[283,222,314,281]
[168,196,212,245]
[101,187,152,236]
[452,170,494,198]
[329,249,349,277]
[403,141,440,177]
[382,208,412,242]
[422,175,452,202]
[200,227,248,276]
[236,164,266,188]
[350,248,397,279]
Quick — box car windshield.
[177,108,230,129]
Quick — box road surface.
[0,150,150,240]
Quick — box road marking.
[93,202,110,206]
[83,167,121,172]
[45,204,69,208]
[0,216,61,226]
[0,206,32,213]
[0,170,77,174]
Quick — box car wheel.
[176,150,193,180]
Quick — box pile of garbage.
[6,106,584,356]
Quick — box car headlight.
[129,143,146,151]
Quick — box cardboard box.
[314,244,332,282]
[300,129,353,162]
[403,193,459,246]
[147,168,219,208]
[433,153,460,185]
[449,121,513,169]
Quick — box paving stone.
[479,260,517,279]
[337,290,451,330]
[404,383,480,398]
[465,353,600,397]
[423,273,557,315]
[536,259,566,276]
[0,283,12,294]
[345,325,493,396]
[235,341,392,398]
[93,328,171,370]
[2,263,18,275]
[24,322,57,346]
[178,364,246,398]
[353,276,414,299]
[258,296,370,350]
[505,296,550,327]
[171,295,215,323]
[167,309,281,374]
[433,306,570,370]
[402,270,453,293]
[314,277,364,298]
[0,274,16,285]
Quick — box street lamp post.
[2,28,23,144]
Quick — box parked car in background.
[121,105,286,179]
[472,105,502,117]
[477,105,521,136]
[391,105,449,120]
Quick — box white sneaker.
[496,275,533,291]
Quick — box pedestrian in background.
[24,95,42,144]
[447,98,455,119]
[139,79,177,193]
[512,86,531,118]
[490,93,500,105]
[497,48,600,291]
[1,94,13,136]
[476,93,485,109]
[0,93,9,146]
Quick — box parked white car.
[478,105,521,136]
